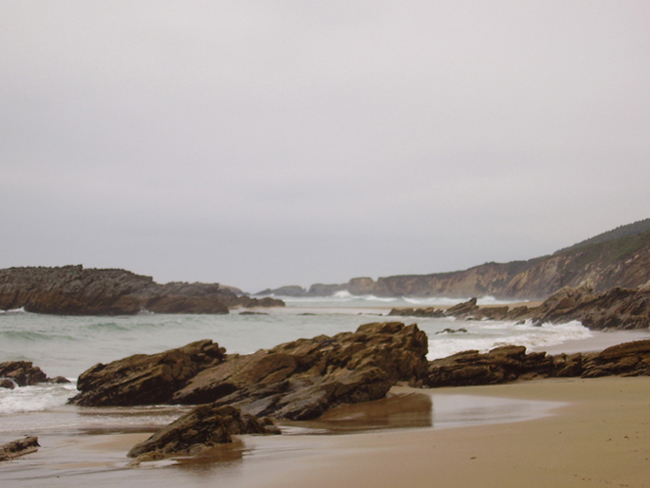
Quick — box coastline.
[260,376,650,488]
[3,307,650,487]
[4,375,649,487]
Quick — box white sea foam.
[425,320,592,360]
[0,381,77,414]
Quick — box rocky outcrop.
[425,339,650,387]
[0,361,68,388]
[71,322,429,420]
[69,340,226,406]
[0,437,40,461]
[390,284,650,331]
[0,266,283,315]
[389,298,530,322]
[127,404,278,462]
[529,286,650,330]
[171,322,428,420]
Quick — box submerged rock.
[127,404,278,462]
[0,437,40,461]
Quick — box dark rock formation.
[71,322,429,421]
[388,307,445,318]
[529,286,650,330]
[389,299,523,322]
[425,339,650,387]
[171,322,428,420]
[0,437,40,461]
[0,265,283,315]
[426,346,554,387]
[0,361,51,389]
[127,404,278,462]
[69,340,226,406]
[390,284,650,332]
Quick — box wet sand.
[261,377,650,488]
[3,376,649,487]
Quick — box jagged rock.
[69,340,226,406]
[581,340,650,378]
[170,322,428,420]
[0,361,48,386]
[444,297,479,317]
[388,307,445,318]
[0,379,16,389]
[425,345,552,387]
[425,339,650,387]
[435,328,468,335]
[0,437,40,461]
[71,322,429,421]
[530,286,650,330]
[0,265,283,315]
[127,404,278,462]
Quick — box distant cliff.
[0,266,283,315]
[258,218,650,300]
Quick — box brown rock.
[172,322,429,420]
[127,404,278,462]
[0,437,40,461]
[530,286,650,330]
[0,361,48,386]
[69,340,226,406]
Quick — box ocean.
[2,294,648,486]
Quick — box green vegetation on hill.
[557,218,650,254]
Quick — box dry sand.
[259,377,650,488]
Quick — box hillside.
[259,219,650,300]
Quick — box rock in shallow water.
[127,404,279,462]
[0,437,40,461]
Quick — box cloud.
[1,1,649,290]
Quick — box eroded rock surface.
[0,361,67,388]
[0,265,283,315]
[426,339,650,387]
[127,404,278,462]
[71,322,429,420]
[172,322,428,420]
[69,340,226,406]
[0,437,40,461]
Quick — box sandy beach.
[259,376,650,488]
[4,375,649,487]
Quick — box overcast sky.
[2,1,649,292]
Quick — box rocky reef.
[389,285,650,331]
[0,265,283,315]
[70,322,429,420]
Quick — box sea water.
[1,295,644,487]
[1,295,594,416]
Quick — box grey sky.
[2,1,649,292]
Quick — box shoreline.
[3,376,649,487]
[259,376,650,488]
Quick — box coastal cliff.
[259,218,650,300]
[0,265,283,315]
